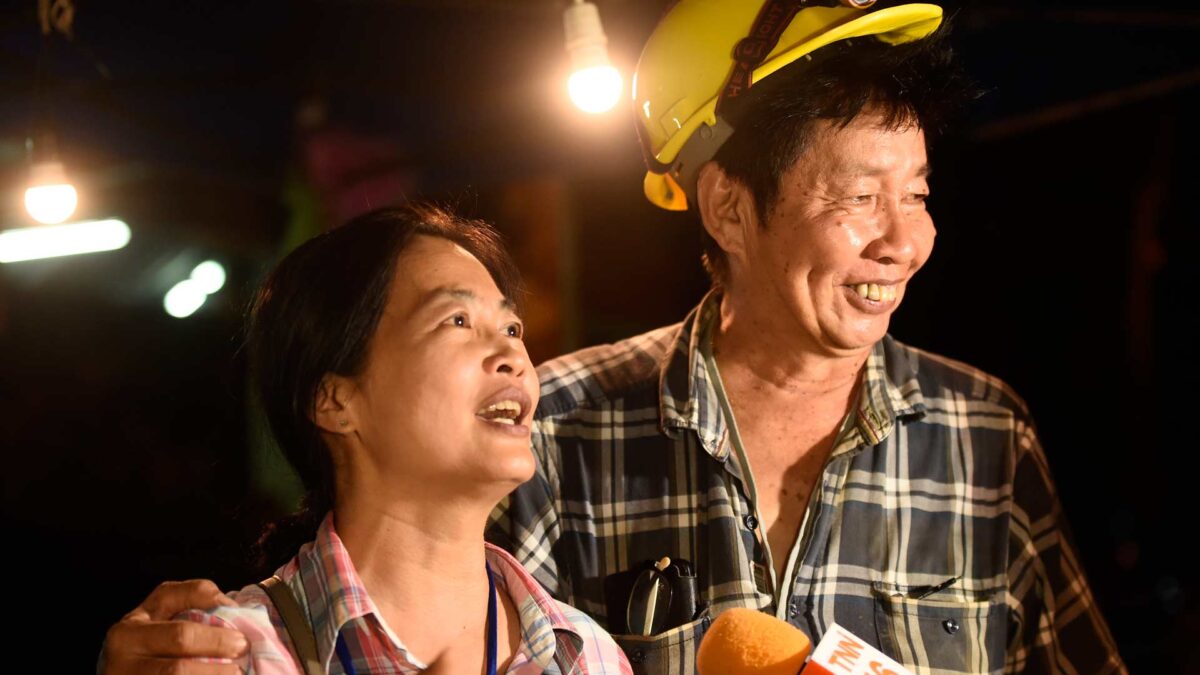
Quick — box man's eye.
[505,322,524,339]
[907,192,929,204]
[448,313,469,328]
[848,194,873,205]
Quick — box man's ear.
[695,161,758,266]
[313,374,357,434]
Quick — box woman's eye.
[505,323,524,339]
[448,313,469,328]
[848,194,873,205]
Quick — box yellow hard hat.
[633,1,944,211]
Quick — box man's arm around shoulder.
[100,579,248,675]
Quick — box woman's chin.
[489,452,537,485]
[457,445,536,492]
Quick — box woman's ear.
[695,161,759,267]
[313,374,357,434]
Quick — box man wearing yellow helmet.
[489,2,1124,673]
[101,2,1125,674]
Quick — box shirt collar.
[285,516,587,673]
[658,290,928,457]
[484,542,585,672]
[658,289,729,460]
[836,336,928,454]
[287,514,424,672]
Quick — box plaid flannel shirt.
[181,514,631,674]
[486,292,1125,675]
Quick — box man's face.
[732,113,935,355]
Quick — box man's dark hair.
[248,203,522,571]
[705,26,976,288]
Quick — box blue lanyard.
[335,632,358,675]
[336,562,499,675]
[485,562,499,675]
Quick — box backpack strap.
[257,575,324,675]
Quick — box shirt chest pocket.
[871,582,1008,674]
[610,611,712,675]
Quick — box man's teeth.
[853,283,897,302]
[479,399,522,423]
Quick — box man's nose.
[865,198,927,266]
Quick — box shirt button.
[788,600,800,618]
[943,618,960,635]
[630,648,646,664]
[744,514,759,530]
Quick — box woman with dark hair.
[180,204,630,674]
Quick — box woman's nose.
[485,336,530,378]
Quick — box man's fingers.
[169,662,244,675]
[107,656,243,675]
[102,579,247,674]
[141,580,235,621]
[146,621,248,659]
[108,620,248,660]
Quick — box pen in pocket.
[910,576,959,599]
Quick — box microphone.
[696,608,913,675]
[696,608,811,675]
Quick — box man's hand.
[102,579,249,675]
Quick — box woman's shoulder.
[175,582,301,674]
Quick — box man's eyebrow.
[421,286,515,312]
[835,162,932,178]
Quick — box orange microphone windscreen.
[696,608,813,675]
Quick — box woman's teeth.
[478,400,522,424]
[853,283,896,302]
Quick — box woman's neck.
[334,492,495,669]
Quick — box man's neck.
[710,292,869,588]
[713,293,869,398]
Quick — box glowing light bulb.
[190,260,226,294]
[564,1,623,114]
[25,161,78,224]
[164,279,208,318]
[568,65,623,114]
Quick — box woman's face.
[339,235,538,498]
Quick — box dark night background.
[1,0,1196,671]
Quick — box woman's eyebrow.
[421,286,515,312]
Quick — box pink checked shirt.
[180,515,631,674]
